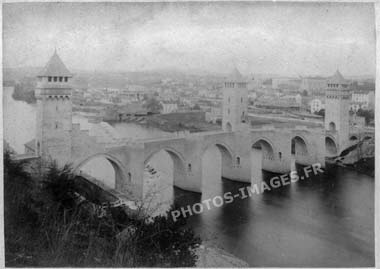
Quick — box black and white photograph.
[1,1,377,267]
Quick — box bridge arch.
[201,142,234,165]
[251,138,275,160]
[73,153,128,189]
[325,136,338,157]
[144,146,186,166]
[144,146,187,195]
[201,141,235,185]
[291,135,308,156]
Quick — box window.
[64,77,68,82]
[236,156,240,165]
[188,163,192,172]
[59,77,63,82]
[48,76,52,82]
[278,152,282,159]
[128,172,132,182]
[54,77,58,82]
[55,122,58,129]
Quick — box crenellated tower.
[324,70,351,151]
[222,68,248,132]
[35,51,73,166]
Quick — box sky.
[2,2,376,77]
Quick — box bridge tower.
[35,51,73,166]
[222,68,248,132]
[324,70,351,151]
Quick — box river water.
[3,87,374,267]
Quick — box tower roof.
[38,51,72,77]
[327,69,347,85]
[227,67,244,81]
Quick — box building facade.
[300,76,326,95]
[350,91,375,111]
[310,98,325,113]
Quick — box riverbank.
[346,157,375,177]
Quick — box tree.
[356,108,374,125]
[192,104,201,110]
[314,109,325,117]
[143,98,163,113]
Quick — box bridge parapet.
[250,125,275,131]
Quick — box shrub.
[4,153,200,267]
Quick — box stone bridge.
[325,126,375,157]
[70,125,326,200]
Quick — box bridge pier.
[293,135,325,168]
[262,142,292,174]
[174,139,202,193]
[120,146,145,200]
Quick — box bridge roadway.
[70,124,326,200]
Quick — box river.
[3,87,374,267]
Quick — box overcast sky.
[3,2,376,77]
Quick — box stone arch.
[328,121,336,132]
[73,153,128,190]
[144,147,187,190]
[325,136,338,157]
[144,147,186,166]
[201,142,234,165]
[291,135,308,156]
[252,138,275,160]
[201,142,235,181]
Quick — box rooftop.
[327,70,347,85]
[228,67,244,81]
[38,51,72,77]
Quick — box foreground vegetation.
[4,152,200,267]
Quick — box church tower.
[35,51,73,166]
[222,68,248,132]
[324,70,351,150]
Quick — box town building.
[300,76,326,95]
[309,98,325,113]
[272,77,301,90]
[350,91,375,111]
[161,101,178,114]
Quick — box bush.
[4,153,200,267]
